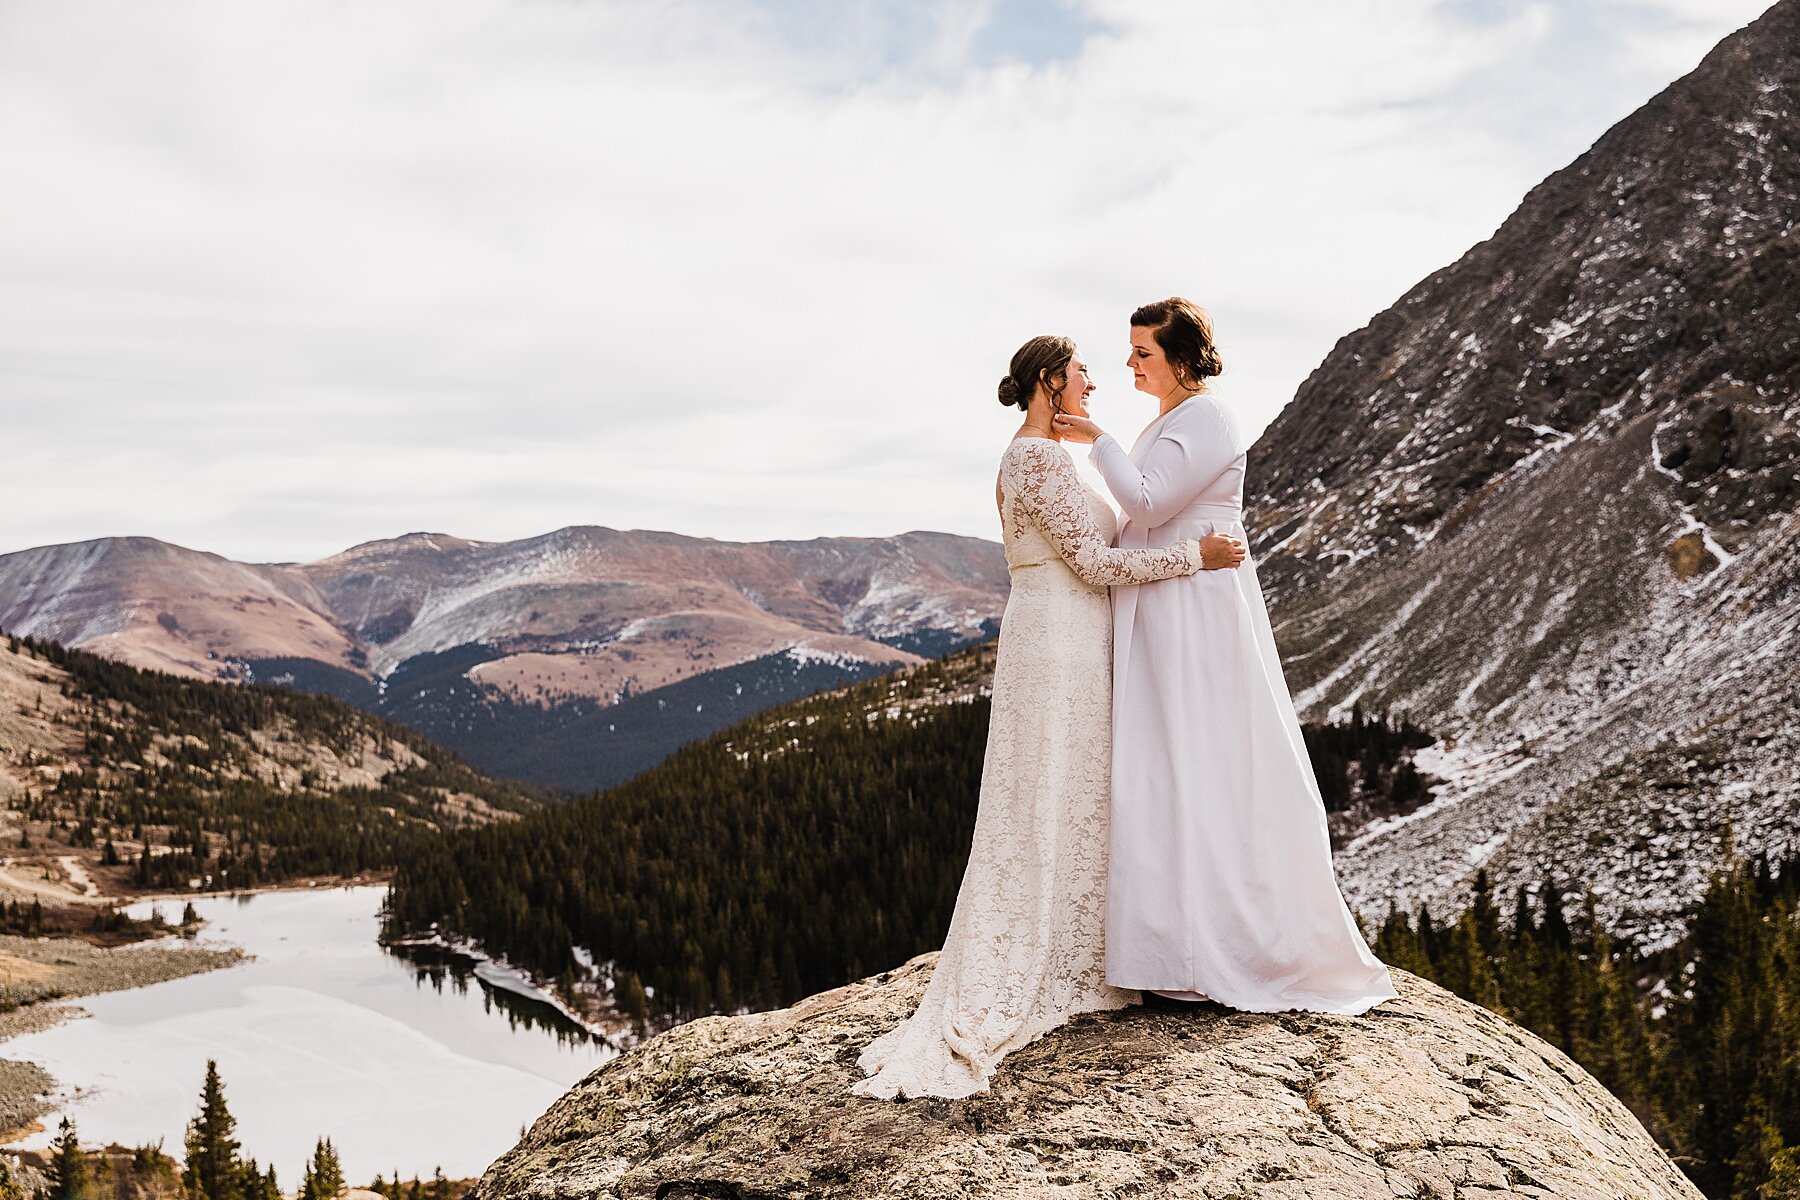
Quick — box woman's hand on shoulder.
[1199,532,1245,570]
[1051,413,1103,444]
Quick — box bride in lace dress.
[852,336,1243,1100]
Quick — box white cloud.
[1594,0,1780,79]
[0,0,1777,562]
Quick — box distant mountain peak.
[0,525,1008,793]
[1251,0,1798,602]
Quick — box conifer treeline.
[385,670,994,1020]
[1302,704,1433,826]
[382,651,1435,1022]
[1378,852,1800,1199]
[22,1058,468,1200]
[6,634,540,891]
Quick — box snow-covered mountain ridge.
[0,526,1008,791]
[1242,0,1800,945]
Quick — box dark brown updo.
[1131,297,1223,389]
[998,334,1075,412]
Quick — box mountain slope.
[0,527,1009,790]
[0,536,359,679]
[1243,0,1800,945]
[0,630,537,905]
[302,526,1003,681]
[383,645,1000,1022]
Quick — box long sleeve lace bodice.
[1000,438,1200,587]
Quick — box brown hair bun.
[999,335,1075,413]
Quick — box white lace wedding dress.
[852,436,1201,1100]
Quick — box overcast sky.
[1,0,1777,563]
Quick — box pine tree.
[0,1159,25,1200]
[618,971,650,1036]
[299,1138,344,1200]
[1765,1145,1800,1199]
[48,1116,91,1200]
[131,1141,181,1194]
[1663,855,1768,1194]
[1733,1101,1788,1200]
[183,1060,244,1200]
[1540,875,1571,948]
[1453,910,1502,1009]
[93,1151,118,1200]
[1469,869,1501,961]
[234,1160,275,1200]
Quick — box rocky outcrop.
[474,953,1700,1200]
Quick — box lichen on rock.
[473,954,1701,1200]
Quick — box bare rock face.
[1237,0,1800,946]
[474,954,1699,1200]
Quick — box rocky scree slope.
[473,954,1699,1200]
[1242,0,1800,946]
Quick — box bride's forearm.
[1089,435,1189,526]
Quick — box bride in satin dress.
[1055,297,1397,1015]
[852,335,1244,1100]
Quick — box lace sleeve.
[1005,440,1200,586]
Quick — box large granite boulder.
[474,954,1700,1200]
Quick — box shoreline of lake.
[0,886,612,1179]
[0,932,244,1139]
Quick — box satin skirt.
[1106,522,1398,1015]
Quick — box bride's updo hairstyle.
[1131,297,1223,390]
[998,334,1076,412]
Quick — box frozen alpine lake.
[4,886,611,1181]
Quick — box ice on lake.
[3,886,612,1181]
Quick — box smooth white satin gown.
[1090,395,1398,1015]
[853,437,1201,1099]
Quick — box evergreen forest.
[4,634,540,894]
[384,657,997,1021]
[1378,851,1800,1199]
[1302,705,1435,845]
[382,646,1439,1021]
